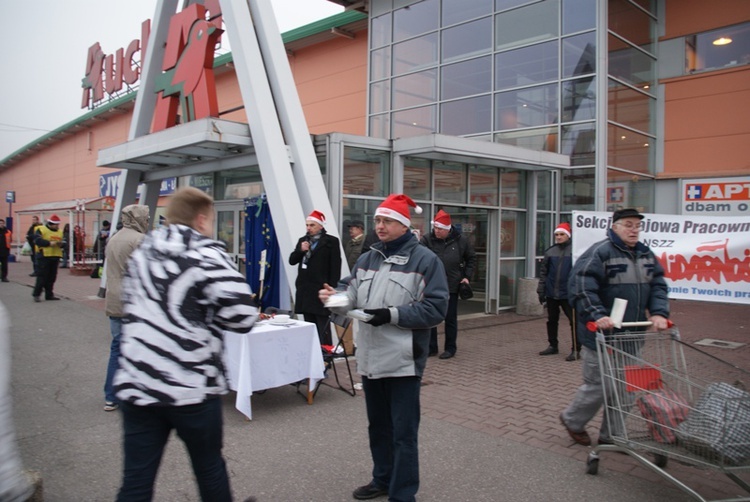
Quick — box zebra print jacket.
[114,224,258,406]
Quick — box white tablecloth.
[223,320,325,420]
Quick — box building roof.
[16,197,115,215]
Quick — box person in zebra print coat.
[113,187,259,502]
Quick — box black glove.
[538,294,546,305]
[363,308,391,327]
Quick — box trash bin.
[516,277,543,316]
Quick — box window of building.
[343,147,390,197]
[443,0,493,26]
[370,80,391,114]
[608,0,655,48]
[469,165,499,206]
[608,82,654,136]
[434,161,468,203]
[606,169,654,212]
[495,127,558,152]
[441,95,492,136]
[404,157,431,200]
[442,17,492,63]
[393,0,439,43]
[561,167,595,210]
[370,47,391,81]
[501,170,526,208]
[608,33,655,89]
[442,56,492,100]
[393,33,438,76]
[686,22,750,73]
[495,83,559,130]
[562,32,596,78]
[495,0,559,51]
[607,123,653,175]
[494,40,558,91]
[392,105,437,138]
[371,12,392,48]
[562,77,596,122]
[562,0,596,35]
[392,69,437,109]
[561,122,595,166]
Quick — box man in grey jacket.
[320,194,448,502]
[103,204,150,412]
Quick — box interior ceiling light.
[713,37,732,46]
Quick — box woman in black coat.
[288,211,341,344]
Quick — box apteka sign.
[572,211,750,305]
[681,176,750,216]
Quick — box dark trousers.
[30,249,39,275]
[0,254,8,280]
[32,256,59,298]
[430,293,458,355]
[303,312,332,345]
[546,297,579,351]
[362,375,421,502]
[117,398,231,502]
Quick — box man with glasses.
[319,194,448,502]
[559,208,669,446]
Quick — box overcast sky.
[0,0,344,160]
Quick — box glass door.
[214,202,246,276]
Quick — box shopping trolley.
[586,321,750,502]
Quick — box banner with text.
[571,211,750,305]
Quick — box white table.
[223,320,326,420]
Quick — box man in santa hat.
[537,221,580,360]
[32,214,65,302]
[289,210,341,344]
[419,209,476,359]
[319,194,448,502]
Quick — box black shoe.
[428,350,438,357]
[1,278,8,282]
[539,346,559,356]
[33,296,41,303]
[29,273,37,277]
[565,351,580,362]
[438,351,454,359]
[353,482,388,500]
[45,296,61,301]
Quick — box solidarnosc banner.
[571,211,750,305]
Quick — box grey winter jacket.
[332,234,448,379]
[104,205,149,317]
[569,228,669,351]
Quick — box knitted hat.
[555,222,571,238]
[375,194,422,227]
[47,214,61,225]
[431,209,451,230]
[306,210,326,226]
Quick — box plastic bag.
[20,242,32,256]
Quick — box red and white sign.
[681,176,750,216]
[572,211,750,305]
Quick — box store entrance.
[434,205,489,317]
[214,201,246,276]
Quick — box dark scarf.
[303,230,324,265]
[381,231,414,257]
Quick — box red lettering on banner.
[659,240,750,284]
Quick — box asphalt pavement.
[3,260,750,501]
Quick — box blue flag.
[245,195,282,309]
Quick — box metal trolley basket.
[587,324,750,501]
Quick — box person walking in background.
[91,220,111,278]
[26,215,42,277]
[60,223,72,269]
[289,210,341,345]
[113,188,259,502]
[0,219,12,282]
[419,209,476,360]
[32,214,65,302]
[537,222,580,361]
[102,205,149,413]
[319,194,448,502]
[559,208,669,447]
[344,220,365,269]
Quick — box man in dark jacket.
[26,215,41,277]
[419,209,476,359]
[537,222,580,360]
[289,210,341,344]
[559,208,669,447]
[0,219,11,282]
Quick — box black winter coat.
[419,227,476,294]
[289,231,341,316]
[537,240,572,300]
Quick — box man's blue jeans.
[117,397,231,502]
[362,375,421,502]
[104,317,122,403]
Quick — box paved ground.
[3,259,750,501]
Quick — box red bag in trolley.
[628,365,690,444]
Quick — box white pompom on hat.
[306,210,326,226]
[431,209,451,230]
[375,194,422,227]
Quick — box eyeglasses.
[615,222,641,230]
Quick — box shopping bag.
[636,388,689,444]
[20,242,32,256]
[676,382,750,465]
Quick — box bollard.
[516,277,544,316]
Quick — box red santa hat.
[555,222,571,238]
[375,194,422,227]
[306,210,326,226]
[47,214,61,225]
[431,209,451,230]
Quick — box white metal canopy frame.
[97,0,345,298]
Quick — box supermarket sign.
[100,171,176,198]
[681,176,750,216]
[572,211,750,305]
